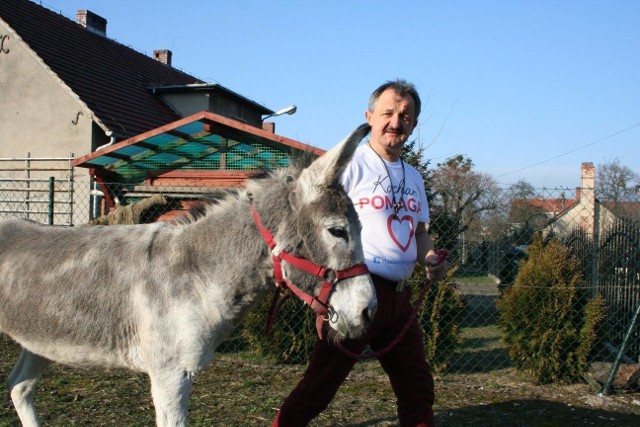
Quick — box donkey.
[0,124,377,426]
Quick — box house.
[509,193,580,230]
[509,162,640,237]
[0,0,276,156]
[1,0,319,224]
[544,163,640,238]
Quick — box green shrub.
[497,234,606,384]
[241,291,317,364]
[412,267,464,372]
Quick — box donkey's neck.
[175,197,275,332]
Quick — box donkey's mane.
[179,189,240,224]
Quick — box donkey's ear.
[297,123,370,201]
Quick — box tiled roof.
[509,196,579,223]
[601,201,640,220]
[1,0,205,137]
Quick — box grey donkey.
[0,124,377,426]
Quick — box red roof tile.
[509,196,579,223]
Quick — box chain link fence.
[1,177,639,392]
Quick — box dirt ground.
[430,370,640,427]
[0,339,639,426]
[301,359,640,427]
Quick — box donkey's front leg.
[149,368,193,427]
[7,349,51,427]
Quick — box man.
[272,79,449,427]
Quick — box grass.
[453,273,497,285]
[0,326,639,425]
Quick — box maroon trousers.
[272,281,435,427]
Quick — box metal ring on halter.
[323,269,338,284]
[321,306,338,323]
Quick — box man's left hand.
[425,249,449,282]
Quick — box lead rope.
[334,278,432,360]
[335,249,448,360]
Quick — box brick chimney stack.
[579,162,596,235]
[76,10,107,37]
[581,162,595,191]
[153,49,173,66]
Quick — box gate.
[0,153,75,225]
[598,221,640,361]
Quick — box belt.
[370,273,407,292]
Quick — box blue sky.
[38,0,640,189]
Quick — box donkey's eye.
[328,226,349,241]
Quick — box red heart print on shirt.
[387,214,415,252]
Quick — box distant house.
[508,162,640,239]
[509,193,580,229]
[1,0,320,224]
[545,163,640,238]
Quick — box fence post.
[25,152,31,219]
[599,300,640,396]
[48,176,55,225]
[68,153,74,225]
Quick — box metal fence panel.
[0,181,638,386]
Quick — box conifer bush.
[497,234,606,384]
[241,292,317,364]
[412,268,464,372]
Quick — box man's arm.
[416,222,448,281]
[416,221,434,265]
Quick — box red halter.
[251,205,369,339]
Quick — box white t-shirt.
[341,143,430,281]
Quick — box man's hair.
[368,79,421,123]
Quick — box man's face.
[365,89,417,157]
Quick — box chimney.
[76,10,107,37]
[153,49,173,66]
[581,162,595,191]
[579,162,596,235]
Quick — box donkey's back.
[0,218,175,369]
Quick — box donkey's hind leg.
[7,348,51,427]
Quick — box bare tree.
[429,155,500,235]
[509,179,537,199]
[596,158,640,202]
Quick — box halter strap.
[251,204,369,339]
